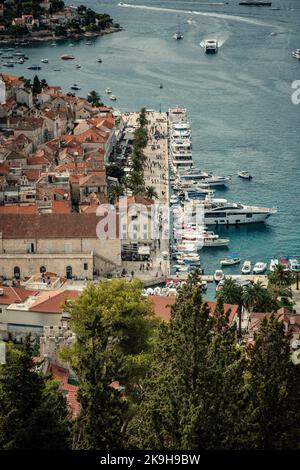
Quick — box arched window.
[14,266,20,280]
[40,266,46,273]
[66,266,73,279]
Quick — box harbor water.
[3,0,300,292]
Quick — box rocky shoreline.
[0,27,123,45]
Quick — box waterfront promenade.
[121,110,170,281]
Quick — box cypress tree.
[244,314,300,449]
[0,338,70,449]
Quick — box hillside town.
[0,1,120,42]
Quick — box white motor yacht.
[203,199,277,225]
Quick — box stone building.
[0,213,121,280]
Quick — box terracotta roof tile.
[30,289,79,314]
[0,286,37,305]
[0,213,114,239]
[149,295,238,325]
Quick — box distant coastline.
[0,26,123,45]
[0,1,122,45]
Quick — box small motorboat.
[170,195,179,205]
[289,259,300,272]
[220,254,241,266]
[51,42,57,46]
[98,58,102,63]
[76,64,81,68]
[61,55,75,60]
[2,62,14,67]
[69,43,75,47]
[279,256,290,271]
[216,279,225,292]
[109,94,117,101]
[53,68,61,71]
[238,171,252,179]
[201,281,208,291]
[41,58,48,63]
[105,88,112,94]
[270,32,278,36]
[241,260,252,275]
[204,39,218,54]
[253,262,267,274]
[28,64,41,70]
[173,32,183,40]
[17,58,24,64]
[292,49,300,59]
[214,269,225,283]
[269,258,278,271]
[86,41,93,45]
[71,84,81,90]
[159,84,163,89]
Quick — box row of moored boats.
[168,107,277,275]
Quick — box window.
[40,266,46,273]
[13,266,20,280]
[66,266,73,279]
[31,243,34,253]
[246,213,253,218]
[0,308,2,314]
[205,212,226,218]
[84,263,88,271]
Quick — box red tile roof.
[0,163,9,174]
[149,295,238,325]
[23,168,40,181]
[47,363,80,417]
[0,205,37,214]
[0,213,116,238]
[29,289,79,314]
[51,200,72,214]
[0,286,37,305]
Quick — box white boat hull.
[204,212,273,225]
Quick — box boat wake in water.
[200,32,231,48]
[118,3,273,27]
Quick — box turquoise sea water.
[3,0,300,289]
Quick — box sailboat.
[173,16,183,40]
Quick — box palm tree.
[268,265,295,307]
[243,281,278,313]
[217,278,244,339]
[145,186,158,200]
[87,90,103,107]
[268,265,295,291]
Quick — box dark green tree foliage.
[130,272,300,450]
[244,315,300,449]
[87,90,103,107]
[63,280,157,450]
[32,75,41,94]
[0,338,70,450]
[129,272,245,449]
